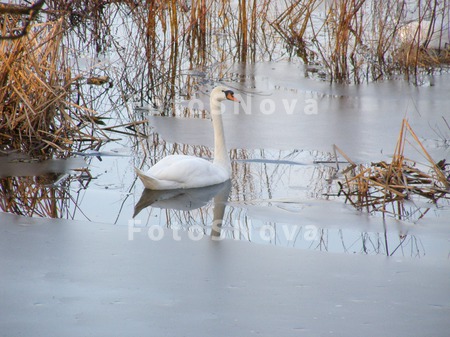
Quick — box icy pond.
[1,63,450,336]
[52,62,450,258]
[2,0,450,335]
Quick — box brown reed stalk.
[337,118,449,220]
[0,16,106,158]
[270,0,320,63]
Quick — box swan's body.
[135,155,229,189]
[136,86,239,190]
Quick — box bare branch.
[0,0,45,40]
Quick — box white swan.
[135,86,240,190]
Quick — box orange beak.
[226,91,240,103]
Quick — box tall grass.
[1,1,448,155]
[270,0,449,83]
[337,119,449,221]
[0,15,106,158]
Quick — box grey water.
[1,1,450,258]
[60,62,450,258]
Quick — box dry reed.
[270,0,450,83]
[0,16,106,158]
[337,119,449,221]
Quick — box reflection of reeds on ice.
[0,168,91,218]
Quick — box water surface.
[58,62,450,258]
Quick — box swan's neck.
[210,100,231,174]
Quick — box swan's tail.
[135,167,160,190]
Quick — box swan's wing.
[146,155,192,177]
[147,155,228,188]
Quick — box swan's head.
[210,86,240,103]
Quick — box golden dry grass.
[0,17,104,158]
[337,119,449,221]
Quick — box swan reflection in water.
[133,180,231,239]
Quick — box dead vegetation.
[336,119,449,221]
[0,15,107,158]
[395,45,450,71]
[0,0,45,40]
[270,0,450,83]
[1,0,449,159]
